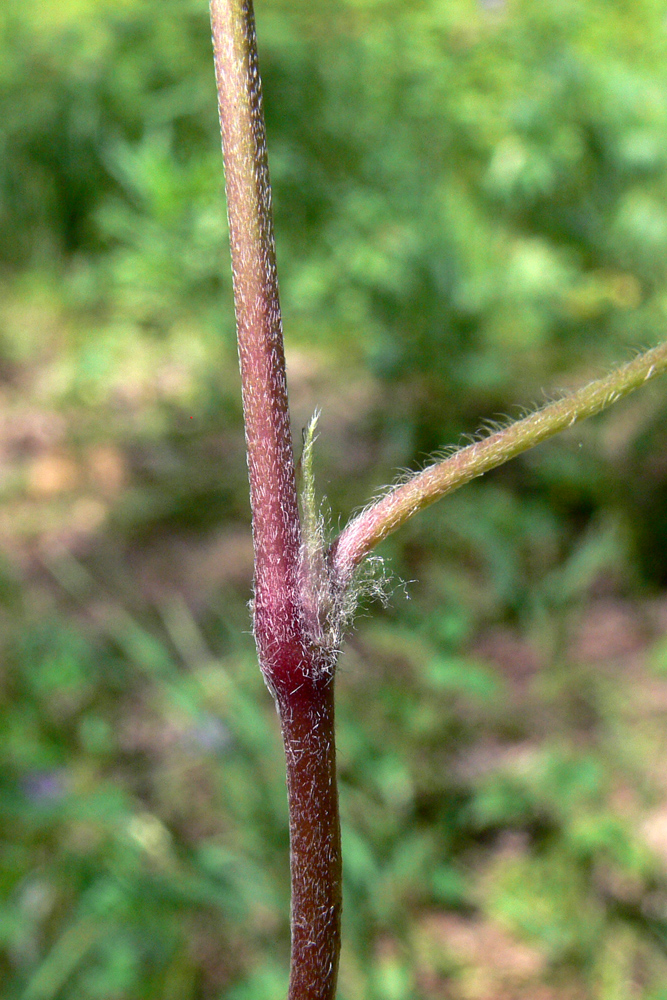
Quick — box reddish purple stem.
[211,0,303,685]
[210,2,342,996]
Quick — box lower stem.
[277,673,342,1000]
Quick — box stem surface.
[211,0,303,683]
[278,676,342,1000]
[210,4,342,997]
[332,340,667,582]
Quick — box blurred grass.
[4,0,667,997]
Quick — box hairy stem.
[210,0,303,681]
[210,4,342,997]
[278,676,342,1000]
[332,340,667,583]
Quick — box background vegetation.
[4,0,667,996]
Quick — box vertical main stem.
[211,0,303,676]
[277,677,342,1000]
[210,4,343,997]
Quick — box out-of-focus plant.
[210,2,667,998]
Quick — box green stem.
[331,341,667,583]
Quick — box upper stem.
[211,0,303,684]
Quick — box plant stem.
[211,4,667,996]
[210,0,303,683]
[278,677,342,1000]
[331,340,667,583]
[210,3,342,997]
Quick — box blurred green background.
[5,0,667,996]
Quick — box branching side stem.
[331,341,667,584]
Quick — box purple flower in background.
[22,770,66,803]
